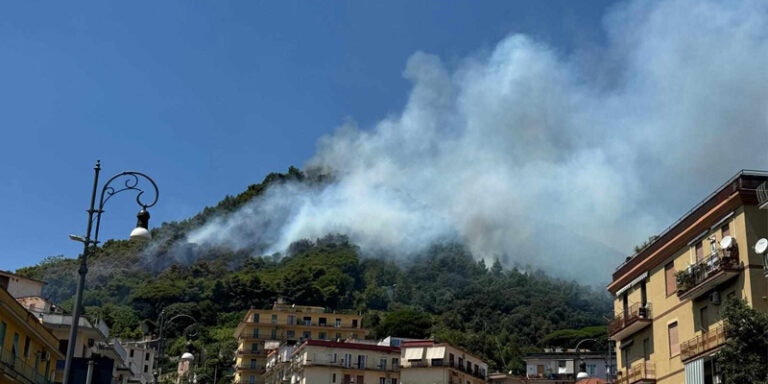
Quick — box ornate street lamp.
[62,160,159,384]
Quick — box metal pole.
[155,311,165,384]
[85,360,95,384]
[63,161,101,384]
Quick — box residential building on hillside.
[121,339,157,383]
[0,285,64,384]
[0,271,45,299]
[263,339,401,384]
[524,350,615,383]
[234,300,368,384]
[264,342,297,384]
[607,170,768,384]
[400,340,488,384]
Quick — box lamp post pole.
[62,161,159,384]
[153,312,199,384]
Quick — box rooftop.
[609,169,768,293]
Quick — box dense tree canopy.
[15,168,612,382]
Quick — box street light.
[574,338,600,380]
[153,311,199,384]
[62,160,159,384]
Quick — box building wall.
[0,287,63,384]
[610,176,768,384]
[123,342,156,383]
[234,304,367,384]
[400,342,487,384]
[0,272,44,299]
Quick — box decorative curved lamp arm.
[92,166,159,245]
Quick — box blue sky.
[0,1,617,271]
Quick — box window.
[331,353,337,362]
[144,365,148,373]
[335,333,342,340]
[380,358,386,370]
[253,314,259,323]
[271,329,277,339]
[303,316,312,326]
[558,360,567,368]
[145,352,150,361]
[287,330,295,339]
[23,336,30,358]
[392,358,399,368]
[695,242,704,262]
[332,373,336,383]
[335,318,342,327]
[288,315,296,325]
[449,353,454,366]
[12,333,19,357]
[357,354,367,369]
[700,306,708,331]
[352,319,358,328]
[129,349,134,358]
[668,322,680,357]
[722,223,730,237]
[0,322,5,351]
[249,375,255,384]
[391,379,397,384]
[319,332,326,340]
[587,364,596,376]
[665,262,676,296]
[380,378,386,384]
[302,331,311,340]
[250,359,257,369]
[253,328,259,338]
[643,338,650,361]
[271,314,277,324]
[319,317,327,326]
[251,343,258,352]
[344,353,352,368]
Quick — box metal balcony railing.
[609,303,652,336]
[757,180,768,207]
[676,250,739,296]
[0,347,54,384]
[681,322,727,361]
[616,361,656,384]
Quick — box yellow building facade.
[234,302,368,384]
[607,171,768,384]
[0,286,64,384]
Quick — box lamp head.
[130,208,151,241]
[576,371,589,379]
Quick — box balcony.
[758,180,768,209]
[676,251,740,301]
[616,361,656,384]
[300,359,399,372]
[609,303,653,340]
[0,348,54,384]
[237,349,268,357]
[681,322,727,362]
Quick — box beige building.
[234,301,368,384]
[274,340,401,384]
[607,170,768,384]
[400,340,487,384]
[0,271,45,300]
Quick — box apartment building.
[121,339,157,383]
[264,342,297,384]
[0,271,46,300]
[234,301,368,384]
[607,170,768,384]
[400,340,487,384]
[276,340,401,384]
[0,285,63,384]
[524,351,614,383]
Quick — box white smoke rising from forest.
[188,0,768,283]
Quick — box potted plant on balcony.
[676,270,694,293]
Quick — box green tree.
[720,299,768,384]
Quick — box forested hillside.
[14,168,612,382]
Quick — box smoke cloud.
[187,0,768,283]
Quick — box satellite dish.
[720,236,735,250]
[755,238,768,255]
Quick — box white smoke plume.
[188,0,768,283]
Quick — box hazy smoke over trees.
[187,0,768,283]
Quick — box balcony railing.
[757,180,768,208]
[616,361,655,384]
[681,322,727,361]
[609,303,652,338]
[298,359,399,372]
[676,250,740,299]
[0,347,54,384]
